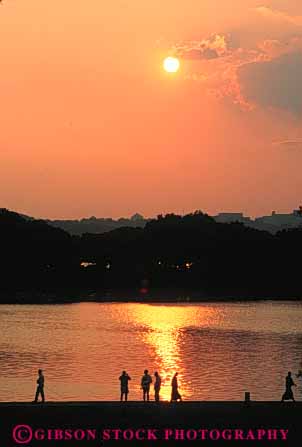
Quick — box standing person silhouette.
[154,371,161,402]
[119,371,131,401]
[171,372,182,402]
[33,369,45,403]
[141,369,152,402]
[281,371,296,402]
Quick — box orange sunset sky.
[0,0,302,219]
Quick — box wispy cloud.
[173,34,228,60]
[272,140,302,150]
[258,37,302,58]
[253,6,302,26]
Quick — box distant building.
[213,208,302,233]
[293,206,302,216]
[130,213,145,221]
[254,209,302,231]
[213,213,252,225]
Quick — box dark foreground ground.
[0,402,300,446]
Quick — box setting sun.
[163,56,180,73]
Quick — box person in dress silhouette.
[171,372,182,402]
[154,371,161,402]
[119,371,131,401]
[141,369,152,401]
[33,369,45,403]
[281,371,296,402]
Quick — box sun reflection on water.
[130,304,220,401]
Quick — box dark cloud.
[238,52,302,115]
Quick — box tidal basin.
[0,301,301,401]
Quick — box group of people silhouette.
[119,370,182,402]
[32,368,300,403]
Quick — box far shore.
[0,290,302,305]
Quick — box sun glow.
[163,56,180,73]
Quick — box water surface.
[0,301,301,401]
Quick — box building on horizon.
[213,212,253,225]
[253,209,302,232]
[213,208,302,233]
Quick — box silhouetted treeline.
[0,208,301,303]
[45,214,147,235]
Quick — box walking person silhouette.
[33,369,45,403]
[281,371,296,402]
[119,371,131,401]
[141,369,152,402]
[154,371,161,402]
[171,372,182,402]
